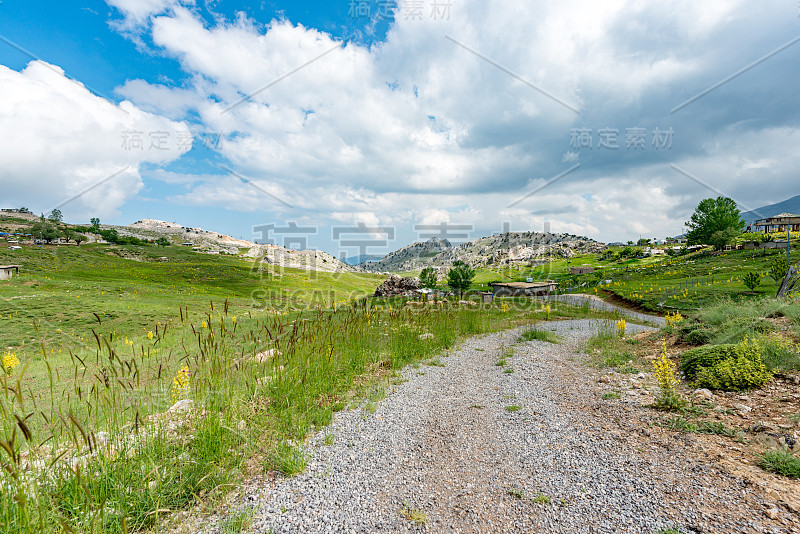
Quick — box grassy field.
[403,247,797,312]
[0,240,622,533]
[0,243,382,351]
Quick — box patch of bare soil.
[597,332,800,523]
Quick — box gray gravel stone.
[196,319,784,534]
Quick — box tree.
[90,218,101,234]
[743,271,762,292]
[769,256,789,282]
[446,260,475,299]
[99,229,119,243]
[30,220,60,243]
[74,234,86,246]
[708,228,740,250]
[155,237,171,247]
[636,238,651,247]
[685,197,745,250]
[419,267,438,289]
[48,209,63,223]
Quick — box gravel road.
[204,319,792,534]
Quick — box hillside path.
[200,319,793,534]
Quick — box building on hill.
[0,265,21,280]
[489,281,557,297]
[753,213,800,233]
[569,265,594,275]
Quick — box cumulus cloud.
[108,0,799,243]
[0,60,191,219]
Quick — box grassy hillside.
[0,239,618,533]
[401,246,797,312]
[0,243,382,356]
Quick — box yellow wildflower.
[147,331,154,340]
[616,318,626,338]
[653,340,677,392]
[2,350,20,375]
[171,364,190,402]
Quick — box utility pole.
[788,223,791,265]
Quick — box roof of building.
[755,213,800,223]
[0,265,21,269]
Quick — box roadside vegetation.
[0,242,612,533]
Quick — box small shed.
[569,265,594,275]
[489,281,557,297]
[0,265,21,280]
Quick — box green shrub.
[680,344,739,381]
[713,316,776,344]
[693,355,771,391]
[677,322,714,345]
[681,338,776,391]
[759,449,800,478]
[754,335,800,372]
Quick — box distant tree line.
[29,212,170,247]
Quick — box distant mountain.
[342,254,384,265]
[741,195,800,226]
[361,233,606,272]
[361,237,452,272]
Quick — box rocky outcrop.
[373,275,420,297]
[243,244,354,273]
[362,232,606,272]
[361,237,452,272]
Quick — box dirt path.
[183,320,796,534]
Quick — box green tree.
[685,197,745,250]
[48,209,63,223]
[708,228,740,250]
[155,237,171,247]
[31,219,60,243]
[446,260,475,299]
[90,217,101,234]
[419,267,438,289]
[636,238,651,246]
[743,271,762,292]
[73,234,86,246]
[770,256,789,282]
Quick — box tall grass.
[0,297,603,532]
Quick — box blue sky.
[1,1,799,258]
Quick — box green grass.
[399,506,427,525]
[220,506,256,534]
[518,328,561,344]
[656,416,737,438]
[266,443,309,477]
[532,493,551,504]
[601,392,620,400]
[496,358,506,366]
[0,240,627,533]
[505,405,522,412]
[759,449,800,478]
[585,325,646,373]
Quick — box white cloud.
[0,60,191,220]
[106,0,191,29]
[106,0,798,244]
